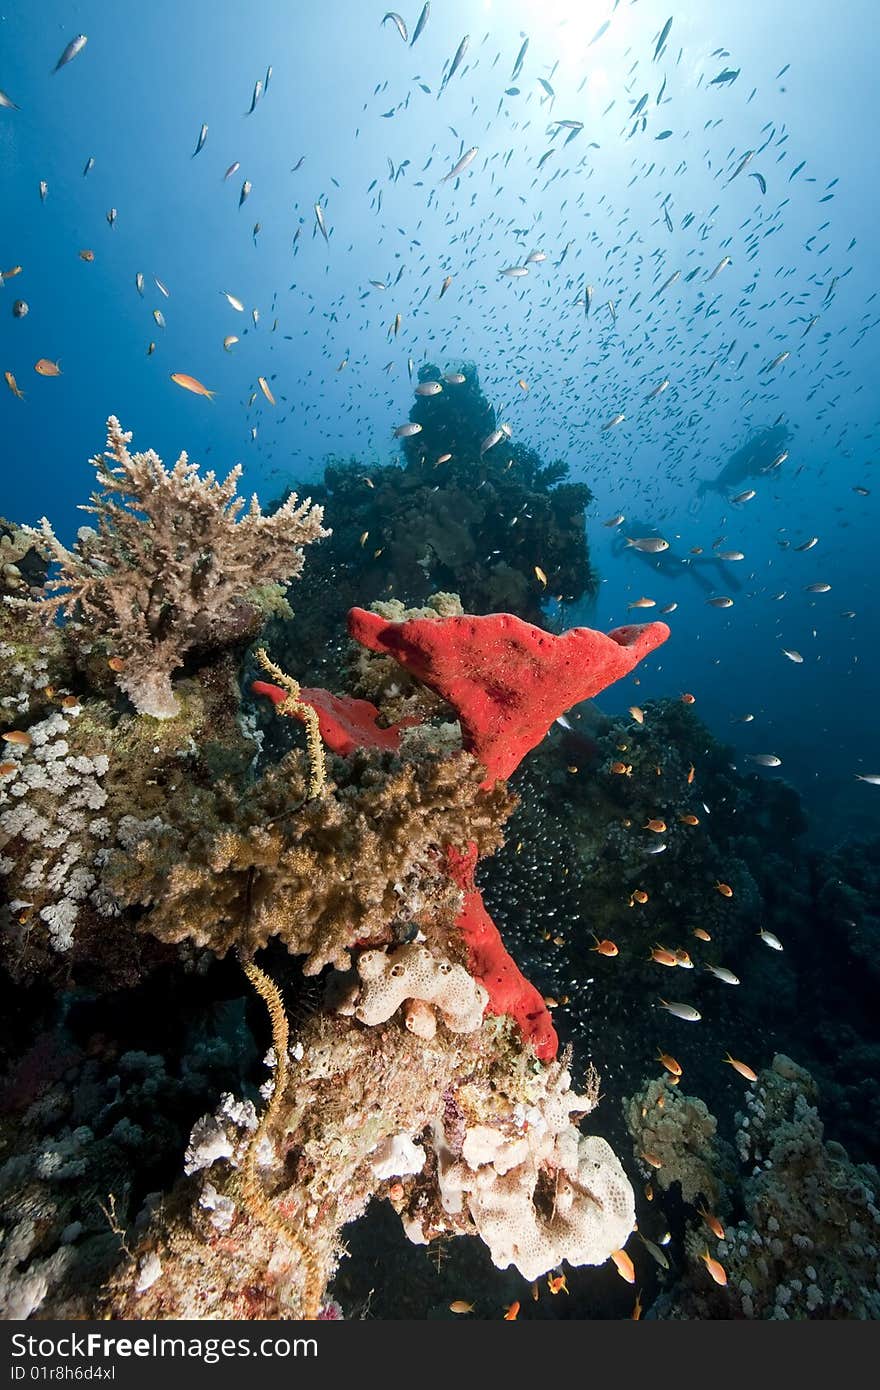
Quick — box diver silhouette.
[613,522,743,595]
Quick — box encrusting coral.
[19,417,328,719]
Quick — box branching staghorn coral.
[22,417,329,719]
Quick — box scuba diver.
[612,520,743,596]
[697,420,791,500]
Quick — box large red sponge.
[348,608,670,786]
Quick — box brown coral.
[23,417,329,719]
[108,748,515,973]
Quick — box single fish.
[443,35,470,90]
[645,378,670,399]
[442,146,478,182]
[394,422,422,437]
[153,309,166,328]
[223,336,238,351]
[705,964,740,985]
[481,428,505,455]
[782,648,804,663]
[658,999,701,1021]
[500,265,529,277]
[171,372,214,399]
[224,161,240,181]
[258,376,275,404]
[653,16,673,61]
[758,928,784,950]
[53,35,88,73]
[602,413,626,430]
[415,381,443,396]
[135,272,145,296]
[382,12,408,42]
[603,514,625,527]
[154,277,170,298]
[39,180,48,202]
[638,1232,670,1270]
[854,773,880,786]
[750,170,767,194]
[511,36,529,81]
[708,256,732,280]
[315,202,329,242]
[247,78,263,114]
[221,291,245,311]
[439,274,453,298]
[0,87,19,110]
[411,2,430,46]
[34,359,61,376]
[804,582,831,594]
[239,180,252,207]
[444,371,465,384]
[730,488,756,503]
[4,370,24,399]
[625,536,669,553]
[106,207,117,228]
[653,269,681,299]
[83,155,95,176]
[729,150,754,182]
[192,123,208,157]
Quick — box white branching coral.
[23,417,329,718]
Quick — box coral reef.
[648,1057,880,1318]
[20,417,328,718]
[263,365,597,691]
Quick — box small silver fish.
[705,964,740,985]
[154,277,170,298]
[315,202,329,242]
[707,256,732,280]
[731,488,756,503]
[854,773,880,785]
[54,35,88,73]
[804,582,831,593]
[247,79,263,115]
[481,428,505,455]
[415,381,443,396]
[758,928,784,950]
[224,161,240,181]
[239,180,252,207]
[39,180,48,202]
[626,537,669,553]
[83,155,95,176]
[782,648,804,663]
[638,1232,670,1269]
[603,514,625,528]
[602,412,626,430]
[0,87,19,110]
[192,123,208,157]
[394,422,422,437]
[658,999,701,1022]
[382,12,408,42]
[645,378,670,400]
[135,272,145,296]
[442,146,478,182]
[106,207,117,227]
[748,754,781,767]
[706,596,734,608]
[500,265,529,277]
[794,536,818,551]
[411,2,430,46]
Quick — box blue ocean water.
[3,0,876,844]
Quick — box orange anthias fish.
[2,729,32,748]
[79,249,95,261]
[641,1151,663,1169]
[644,818,666,833]
[715,881,734,897]
[687,764,696,784]
[723,1053,757,1081]
[547,1274,568,1295]
[610,1248,636,1283]
[693,927,712,941]
[34,359,62,376]
[170,372,215,399]
[656,1050,682,1077]
[591,934,619,957]
[649,945,677,967]
[4,370,24,399]
[679,813,700,826]
[503,1301,520,1320]
[449,1300,475,1314]
[697,1205,725,1240]
[631,889,649,905]
[700,1249,728,1286]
